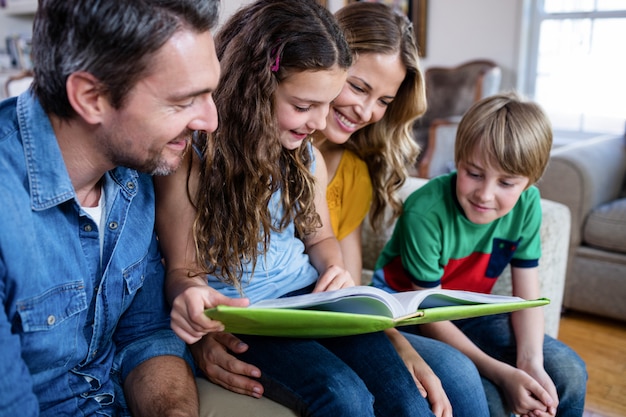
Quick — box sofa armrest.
[361,177,427,272]
[537,135,626,246]
[492,199,570,337]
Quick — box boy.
[372,92,587,416]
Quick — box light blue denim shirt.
[0,92,189,416]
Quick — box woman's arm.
[385,328,452,417]
[337,224,363,284]
[305,147,354,292]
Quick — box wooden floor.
[557,311,626,417]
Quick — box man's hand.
[190,332,264,398]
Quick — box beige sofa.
[536,135,626,322]
[200,176,572,416]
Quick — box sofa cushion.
[583,198,626,254]
[361,177,427,271]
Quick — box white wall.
[1,0,525,90]
[218,0,524,91]
[418,0,524,90]
[218,0,254,27]
[0,12,33,49]
[0,13,33,38]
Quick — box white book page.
[250,286,526,319]
[391,289,525,312]
[251,286,407,317]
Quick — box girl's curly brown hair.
[192,0,351,290]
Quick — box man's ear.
[66,71,109,124]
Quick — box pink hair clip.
[270,41,281,72]
[270,54,280,72]
[271,54,280,72]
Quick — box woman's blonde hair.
[454,92,553,185]
[337,2,427,229]
[193,0,351,288]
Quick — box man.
[0,1,242,415]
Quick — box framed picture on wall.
[348,0,427,57]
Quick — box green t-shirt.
[373,172,542,294]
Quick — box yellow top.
[326,149,373,240]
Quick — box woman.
[313,3,490,416]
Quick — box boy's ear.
[66,71,109,124]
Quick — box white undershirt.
[79,187,107,399]
[81,187,106,262]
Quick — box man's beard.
[150,159,179,176]
[108,131,191,176]
[111,147,177,176]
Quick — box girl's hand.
[313,265,355,292]
[170,284,249,344]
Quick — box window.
[523,0,626,137]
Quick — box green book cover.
[204,286,550,338]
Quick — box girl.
[156,1,436,416]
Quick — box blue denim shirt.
[0,92,190,416]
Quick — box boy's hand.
[313,265,354,292]
[190,332,264,398]
[500,366,555,417]
[521,364,558,416]
[170,284,249,344]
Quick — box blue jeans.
[236,332,435,417]
[454,313,587,417]
[400,331,490,416]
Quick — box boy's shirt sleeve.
[510,185,542,267]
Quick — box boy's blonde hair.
[454,92,553,185]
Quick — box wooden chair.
[4,69,34,98]
[414,59,501,178]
